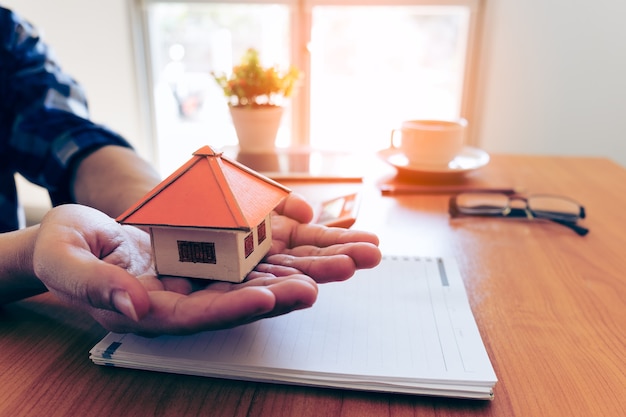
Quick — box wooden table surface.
[1,154,625,416]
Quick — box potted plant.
[212,48,301,151]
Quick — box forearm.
[72,146,162,218]
[0,226,47,304]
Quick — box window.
[177,240,216,263]
[133,0,481,175]
[257,220,267,243]
[244,233,254,258]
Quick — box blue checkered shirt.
[1,7,132,232]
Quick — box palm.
[34,195,381,335]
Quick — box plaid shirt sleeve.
[0,7,133,231]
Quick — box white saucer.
[377,146,490,175]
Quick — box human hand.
[31,204,315,335]
[259,193,382,283]
[32,198,381,335]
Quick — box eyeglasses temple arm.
[548,218,589,236]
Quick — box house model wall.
[116,146,291,283]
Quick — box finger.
[136,274,166,291]
[160,276,195,294]
[273,193,314,223]
[35,247,151,321]
[187,276,318,329]
[248,262,303,278]
[193,273,315,291]
[82,264,152,321]
[100,276,318,335]
[274,220,380,249]
[263,253,359,283]
[272,241,382,270]
[242,275,318,321]
[92,285,275,334]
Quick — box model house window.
[177,240,216,264]
[133,0,481,175]
[257,220,267,244]
[244,233,254,258]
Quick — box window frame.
[129,0,484,164]
[177,240,217,263]
[257,219,267,243]
[244,233,254,258]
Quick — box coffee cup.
[390,119,467,166]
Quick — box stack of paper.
[90,256,497,400]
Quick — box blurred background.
[5,0,626,216]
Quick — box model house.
[116,146,291,283]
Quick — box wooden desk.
[1,155,625,416]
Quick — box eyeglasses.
[449,192,588,236]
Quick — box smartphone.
[314,193,360,228]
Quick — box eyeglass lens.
[526,195,582,221]
[456,193,582,220]
[455,193,510,214]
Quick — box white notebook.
[90,256,497,400]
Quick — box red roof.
[116,146,291,229]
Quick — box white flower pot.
[229,106,284,152]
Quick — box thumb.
[35,253,151,322]
[85,262,151,321]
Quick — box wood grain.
[1,155,625,417]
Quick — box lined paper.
[91,256,496,399]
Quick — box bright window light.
[309,6,470,152]
[136,1,477,175]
